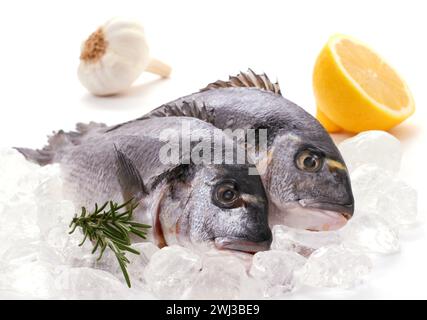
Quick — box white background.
[0,0,426,299]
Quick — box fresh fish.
[17,117,272,253]
[114,70,354,231]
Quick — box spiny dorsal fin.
[200,68,282,95]
[147,100,215,124]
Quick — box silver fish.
[118,69,355,231]
[17,117,272,253]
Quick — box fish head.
[158,163,272,253]
[265,130,354,231]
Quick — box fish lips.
[280,199,354,231]
[214,237,272,253]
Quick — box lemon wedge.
[313,34,415,133]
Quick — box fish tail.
[14,147,54,166]
[15,121,106,166]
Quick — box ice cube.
[340,214,400,254]
[376,180,418,227]
[202,248,254,271]
[45,225,73,254]
[271,225,341,256]
[0,261,58,299]
[61,233,98,268]
[126,242,160,283]
[35,168,75,230]
[249,250,306,297]
[130,242,159,265]
[185,254,248,300]
[0,148,39,200]
[37,200,75,236]
[351,164,418,227]
[239,277,266,299]
[0,242,65,298]
[143,245,202,299]
[1,242,63,267]
[33,165,64,199]
[298,244,373,288]
[0,194,40,255]
[54,267,131,299]
[98,242,160,284]
[44,226,97,270]
[338,131,402,172]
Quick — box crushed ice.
[0,131,419,299]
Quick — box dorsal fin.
[106,101,215,133]
[144,100,215,124]
[200,68,282,96]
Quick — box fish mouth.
[214,237,271,253]
[271,200,353,231]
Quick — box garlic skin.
[78,18,152,96]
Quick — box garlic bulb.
[78,18,171,96]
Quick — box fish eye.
[212,181,242,209]
[295,150,324,172]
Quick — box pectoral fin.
[114,144,148,204]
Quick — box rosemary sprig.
[68,198,151,288]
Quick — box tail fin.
[14,147,54,166]
[15,121,106,166]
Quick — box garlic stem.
[146,58,172,78]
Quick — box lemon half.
[313,34,415,133]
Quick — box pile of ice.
[0,131,418,299]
